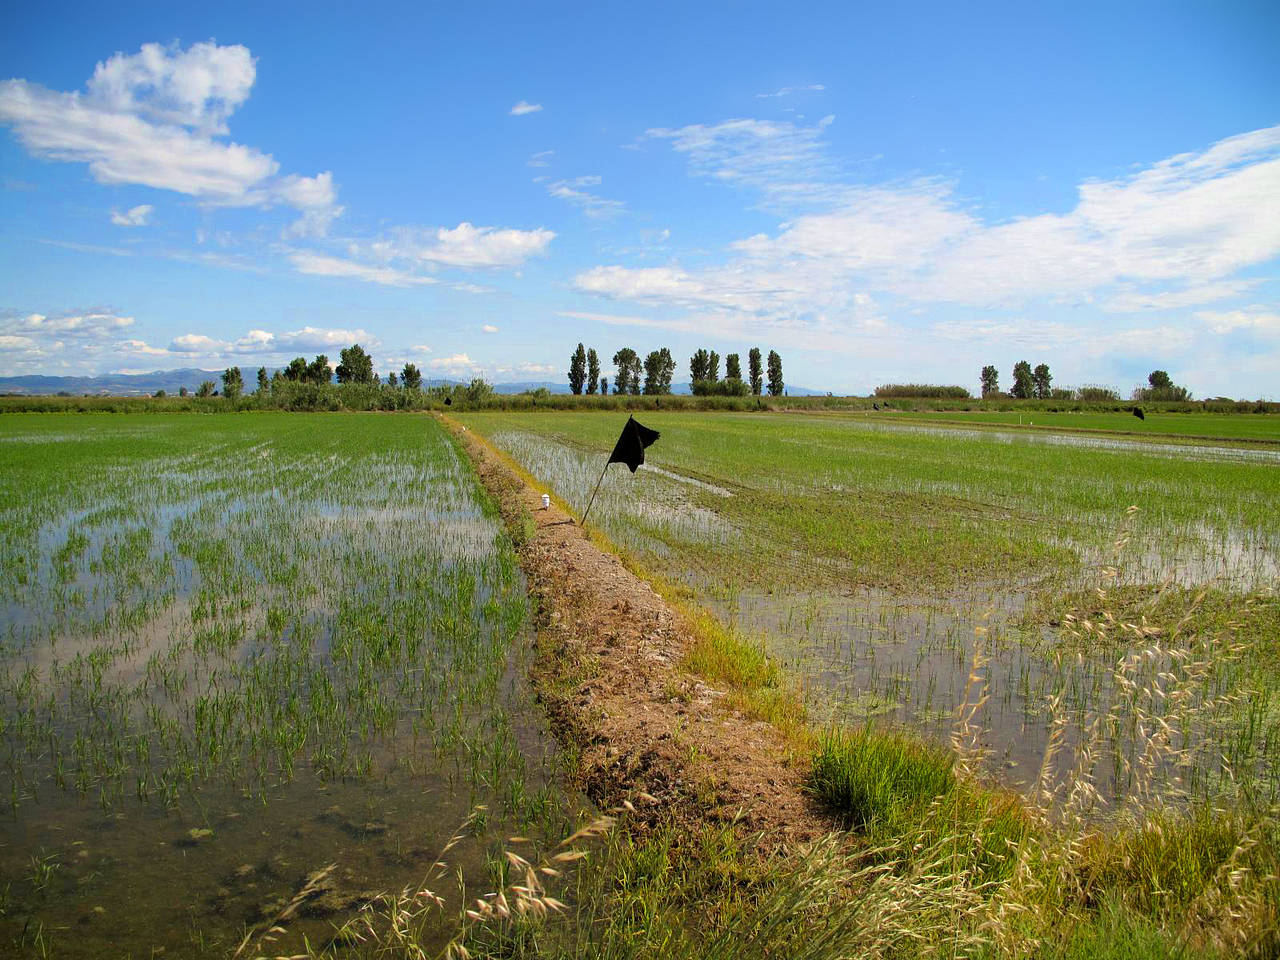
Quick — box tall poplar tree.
[766,350,784,397]
[748,347,763,395]
[725,353,741,381]
[568,343,587,394]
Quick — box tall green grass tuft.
[811,725,954,828]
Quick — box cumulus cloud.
[0,309,144,373]
[168,333,222,353]
[482,324,498,333]
[110,203,153,226]
[277,172,344,238]
[0,308,386,375]
[168,325,376,356]
[509,100,542,116]
[3,310,134,338]
[426,353,483,376]
[0,41,342,232]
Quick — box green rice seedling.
[0,413,576,957]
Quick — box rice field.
[459,410,1280,810]
[0,413,579,957]
[872,409,1280,443]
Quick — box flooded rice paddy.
[469,412,1280,813]
[0,414,576,958]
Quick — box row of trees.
[569,344,785,396]
[980,362,1054,399]
[212,344,429,399]
[980,364,1191,402]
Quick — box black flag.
[607,415,660,473]
[1132,406,1144,420]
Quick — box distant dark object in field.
[444,396,452,406]
[1133,406,1145,420]
[873,402,880,410]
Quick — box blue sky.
[2,1,1278,396]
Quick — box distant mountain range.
[0,368,828,397]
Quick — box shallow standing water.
[475,415,1280,811]
[0,414,575,958]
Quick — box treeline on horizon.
[4,341,1273,413]
[566,343,785,397]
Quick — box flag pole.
[580,459,610,527]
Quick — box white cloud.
[756,83,825,98]
[110,203,153,226]
[514,361,555,374]
[1198,307,1280,335]
[582,123,1280,336]
[0,310,141,373]
[527,150,555,167]
[87,41,255,136]
[38,238,131,257]
[273,326,376,351]
[362,221,554,269]
[409,343,432,353]
[277,171,344,238]
[169,333,222,353]
[509,100,542,116]
[1103,280,1260,312]
[0,41,341,231]
[4,310,134,337]
[0,310,382,375]
[482,324,499,333]
[288,251,434,286]
[117,338,168,356]
[547,176,626,218]
[169,325,376,356]
[645,114,839,207]
[558,310,654,327]
[426,353,483,376]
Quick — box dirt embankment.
[444,417,831,845]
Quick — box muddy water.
[0,417,573,958]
